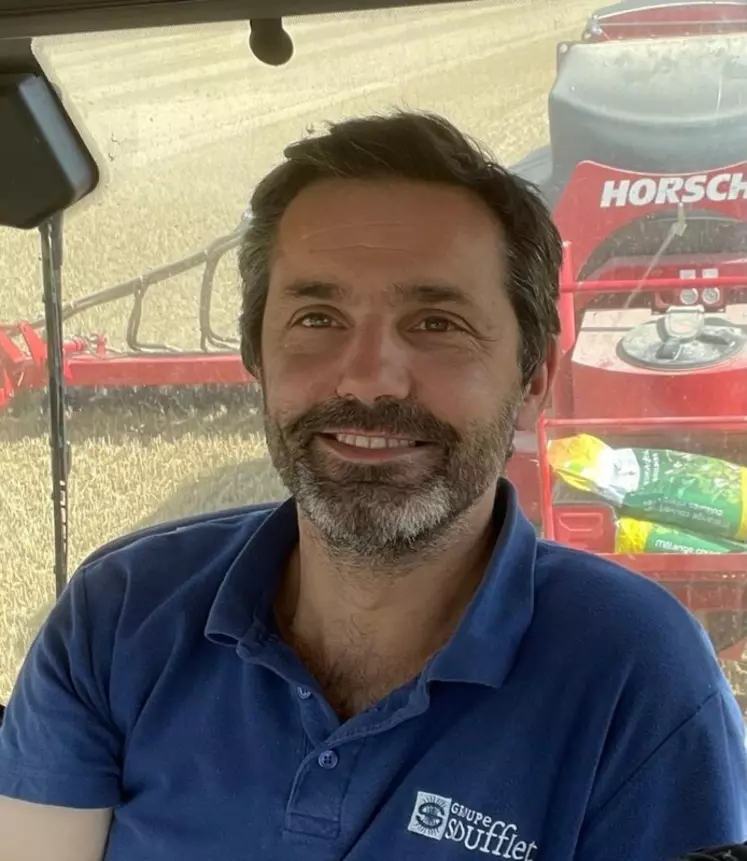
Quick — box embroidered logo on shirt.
[407,791,538,859]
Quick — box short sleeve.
[0,569,122,809]
[576,686,747,861]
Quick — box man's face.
[259,178,555,559]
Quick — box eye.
[297,312,338,328]
[414,316,463,333]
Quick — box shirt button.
[297,686,312,700]
[318,749,339,770]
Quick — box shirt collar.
[205,496,298,647]
[426,480,538,690]
[205,480,538,691]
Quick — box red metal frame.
[516,156,747,487]
[553,161,747,282]
[534,238,747,657]
[0,325,253,410]
[0,219,252,410]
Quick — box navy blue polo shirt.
[1,482,746,861]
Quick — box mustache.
[283,397,459,445]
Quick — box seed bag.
[615,516,747,554]
[548,433,747,541]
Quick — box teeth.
[335,433,416,449]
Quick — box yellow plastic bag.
[615,517,747,555]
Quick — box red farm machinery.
[3,0,747,663]
[510,0,747,661]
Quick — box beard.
[263,392,522,562]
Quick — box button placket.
[284,739,365,839]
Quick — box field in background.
[1,0,744,706]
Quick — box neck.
[275,489,500,675]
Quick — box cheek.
[412,350,515,420]
[261,349,335,420]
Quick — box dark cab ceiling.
[0,0,471,39]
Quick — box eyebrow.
[394,283,476,308]
[280,279,477,309]
[281,280,346,302]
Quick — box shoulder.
[81,500,281,573]
[533,538,716,653]
[531,538,729,714]
[534,538,708,636]
[527,541,746,816]
[71,501,283,630]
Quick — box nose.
[335,320,412,405]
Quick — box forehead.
[269,178,508,307]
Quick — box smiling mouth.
[319,432,429,451]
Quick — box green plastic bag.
[549,434,747,541]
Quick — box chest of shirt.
[105,653,610,861]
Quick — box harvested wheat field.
[1,0,745,708]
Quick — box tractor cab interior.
[1,0,747,832]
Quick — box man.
[0,110,745,861]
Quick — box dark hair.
[238,109,562,384]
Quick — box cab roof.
[0,0,470,40]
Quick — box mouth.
[316,430,432,461]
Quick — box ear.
[514,338,559,432]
